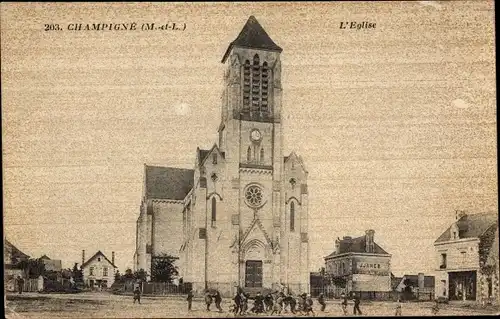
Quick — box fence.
[5,278,41,293]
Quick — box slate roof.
[435,212,498,243]
[222,16,283,63]
[145,165,194,200]
[81,250,117,269]
[324,235,390,259]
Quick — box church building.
[134,16,310,297]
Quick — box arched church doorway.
[245,260,263,288]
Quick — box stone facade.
[434,211,499,304]
[135,16,310,297]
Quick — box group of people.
[230,290,319,316]
[204,290,223,312]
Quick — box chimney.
[335,238,341,254]
[112,251,115,265]
[365,229,375,253]
[82,250,85,265]
[418,273,425,290]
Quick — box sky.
[2,1,497,277]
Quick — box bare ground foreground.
[5,292,500,318]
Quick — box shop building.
[434,211,498,304]
[324,230,392,299]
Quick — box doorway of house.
[448,271,476,301]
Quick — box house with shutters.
[81,250,118,289]
[434,211,499,304]
[134,16,310,297]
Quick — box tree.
[72,263,83,283]
[331,275,347,288]
[114,270,121,282]
[123,268,135,280]
[18,258,46,279]
[150,254,178,283]
[134,269,148,282]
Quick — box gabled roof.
[40,254,51,260]
[325,235,390,259]
[4,239,30,262]
[198,144,226,167]
[435,212,498,243]
[145,165,194,200]
[222,16,283,63]
[81,250,117,269]
[284,152,308,173]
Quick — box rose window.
[245,185,263,207]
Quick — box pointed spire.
[222,16,282,63]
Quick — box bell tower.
[218,15,283,170]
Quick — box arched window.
[261,62,269,114]
[211,197,216,226]
[253,54,260,65]
[290,201,295,231]
[247,146,252,162]
[260,147,264,163]
[251,54,261,113]
[243,60,251,111]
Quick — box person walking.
[205,290,213,311]
[186,290,194,311]
[341,292,349,316]
[318,293,326,312]
[233,290,242,315]
[305,294,315,316]
[240,292,249,315]
[133,286,141,304]
[214,290,223,313]
[431,299,439,315]
[16,276,24,295]
[264,292,274,312]
[288,293,297,314]
[353,293,362,315]
[394,299,402,316]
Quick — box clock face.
[250,130,262,141]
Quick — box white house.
[434,211,498,304]
[81,250,117,289]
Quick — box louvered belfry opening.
[241,54,270,121]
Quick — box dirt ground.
[5,292,500,318]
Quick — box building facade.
[81,250,118,289]
[40,255,62,272]
[324,230,392,298]
[434,211,499,304]
[135,16,310,297]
